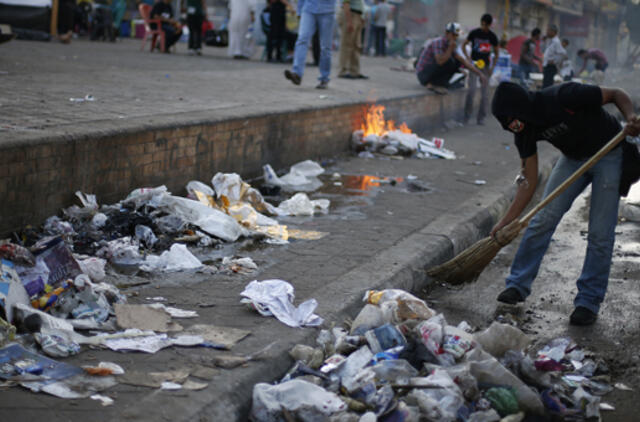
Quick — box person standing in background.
[283,0,337,89]
[338,0,368,79]
[186,0,207,55]
[372,0,390,56]
[542,24,566,88]
[462,13,498,125]
[519,27,541,85]
[228,0,255,59]
[266,0,287,62]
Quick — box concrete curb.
[187,154,558,420]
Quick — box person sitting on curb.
[415,22,486,95]
[491,81,640,326]
[150,0,183,52]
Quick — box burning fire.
[361,104,412,137]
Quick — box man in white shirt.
[542,24,566,88]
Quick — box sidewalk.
[0,38,423,144]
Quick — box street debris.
[352,104,456,160]
[249,288,622,421]
[240,279,323,328]
[0,160,341,403]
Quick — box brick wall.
[0,90,472,236]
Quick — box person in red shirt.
[577,48,609,74]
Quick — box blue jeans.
[292,12,335,82]
[505,147,622,314]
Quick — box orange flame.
[361,105,412,136]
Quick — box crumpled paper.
[240,279,323,328]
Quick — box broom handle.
[518,130,626,226]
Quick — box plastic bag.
[76,256,107,282]
[275,193,330,216]
[350,304,385,335]
[135,225,158,248]
[240,279,323,328]
[123,186,169,209]
[157,195,246,242]
[140,244,202,272]
[251,379,346,421]
[405,370,464,422]
[97,237,142,266]
[211,173,247,203]
[154,215,186,235]
[465,348,545,415]
[262,160,324,192]
[186,180,214,199]
[473,322,530,358]
[370,359,418,384]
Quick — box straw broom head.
[427,220,523,285]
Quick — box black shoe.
[570,307,597,326]
[354,74,369,79]
[315,81,328,89]
[497,288,524,305]
[338,73,355,79]
[284,69,301,85]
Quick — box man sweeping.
[490,81,640,325]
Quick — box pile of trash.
[251,289,622,421]
[0,160,334,403]
[8,160,330,276]
[351,130,456,160]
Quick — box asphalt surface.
[1,36,639,421]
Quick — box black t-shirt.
[151,2,174,20]
[514,83,621,160]
[467,28,498,62]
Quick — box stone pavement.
[1,38,422,144]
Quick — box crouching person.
[415,22,486,95]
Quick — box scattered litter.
[275,193,330,216]
[220,256,258,274]
[0,260,30,324]
[120,368,189,388]
[114,304,176,332]
[247,287,621,421]
[614,382,634,391]
[90,394,114,406]
[251,379,347,420]
[148,303,198,319]
[263,160,324,192]
[101,330,174,354]
[240,279,323,328]
[83,362,124,376]
[182,324,250,350]
[69,94,95,103]
[140,244,202,272]
[457,179,487,185]
[161,381,183,390]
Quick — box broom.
[427,130,627,284]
